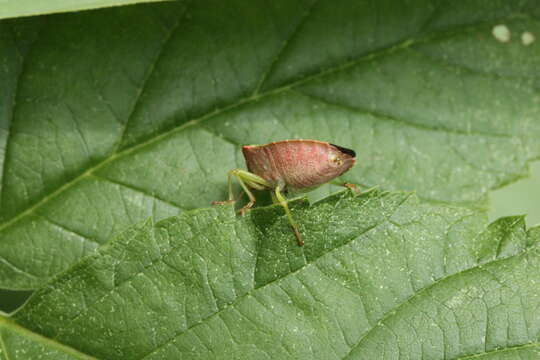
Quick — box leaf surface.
[1,0,540,289]
[11,190,540,359]
[0,0,168,20]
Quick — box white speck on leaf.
[521,31,535,46]
[492,24,511,43]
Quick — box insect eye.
[331,156,343,166]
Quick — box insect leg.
[274,186,304,246]
[343,183,361,194]
[231,169,270,190]
[229,169,270,215]
[328,180,362,195]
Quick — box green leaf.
[0,315,95,359]
[11,190,540,359]
[1,1,540,290]
[0,0,169,20]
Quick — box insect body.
[217,139,357,246]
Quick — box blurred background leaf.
[0,0,169,20]
[490,160,540,227]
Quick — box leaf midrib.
[453,341,540,359]
[0,315,96,360]
[0,14,523,234]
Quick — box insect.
[214,139,357,246]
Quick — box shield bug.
[214,139,357,246]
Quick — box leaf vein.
[38,215,101,246]
[114,0,192,152]
[0,328,11,360]
[90,174,187,211]
[253,0,319,95]
[342,243,540,359]
[453,341,540,359]
[293,89,513,139]
[0,256,38,280]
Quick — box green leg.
[228,169,270,215]
[274,186,304,246]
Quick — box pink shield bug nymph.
[214,139,357,246]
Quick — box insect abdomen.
[243,140,350,190]
[265,141,329,189]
